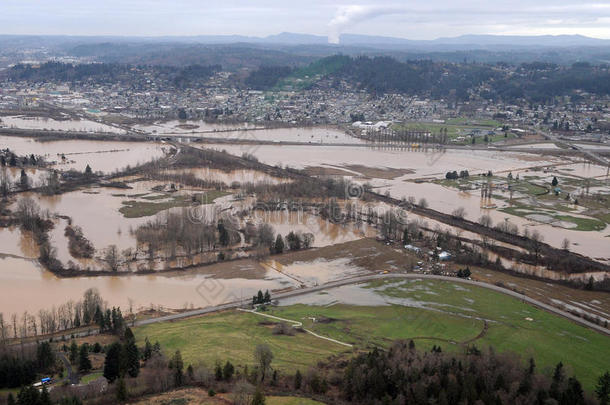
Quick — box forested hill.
[5,62,220,89]
[244,55,610,102]
[6,56,610,104]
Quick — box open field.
[134,310,350,372]
[392,120,513,144]
[135,277,610,392]
[273,279,610,391]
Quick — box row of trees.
[252,290,271,306]
[445,170,470,180]
[0,288,109,340]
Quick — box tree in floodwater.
[19,169,29,190]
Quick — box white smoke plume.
[328,5,408,44]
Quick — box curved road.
[57,352,78,385]
[134,273,610,336]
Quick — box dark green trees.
[78,344,92,373]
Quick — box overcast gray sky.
[2,0,610,40]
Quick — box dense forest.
[341,340,599,405]
[5,62,220,88]
[244,55,610,102]
[244,65,294,90]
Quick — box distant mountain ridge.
[1,32,610,49]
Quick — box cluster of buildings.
[0,66,609,143]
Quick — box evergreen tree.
[19,170,29,190]
[597,372,610,405]
[294,370,302,389]
[6,393,15,405]
[215,363,223,381]
[218,223,230,246]
[143,337,153,361]
[84,164,92,176]
[222,361,235,380]
[69,341,78,363]
[103,342,122,382]
[123,330,140,378]
[263,290,271,303]
[170,350,184,387]
[36,341,55,372]
[550,361,565,399]
[273,234,284,254]
[552,176,559,187]
[17,385,39,405]
[78,344,92,373]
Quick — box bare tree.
[232,380,255,405]
[0,168,11,198]
[530,230,544,262]
[256,223,275,248]
[0,313,6,344]
[478,215,493,228]
[105,245,120,271]
[561,238,570,251]
[254,344,274,382]
[452,207,466,219]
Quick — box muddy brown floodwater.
[0,135,167,173]
[0,256,296,317]
[201,143,610,263]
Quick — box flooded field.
[200,143,610,262]
[0,135,167,173]
[262,257,370,286]
[162,167,290,185]
[1,166,47,189]
[250,210,374,248]
[1,177,370,269]
[0,115,126,134]
[200,143,564,179]
[0,238,405,317]
[0,256,295,317]
[136,121,363,144]
[132,120,254,134]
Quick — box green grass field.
[135,310,348,372]
[391,120,511,144]
[80,372,103,384]
[135,279,609,392]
